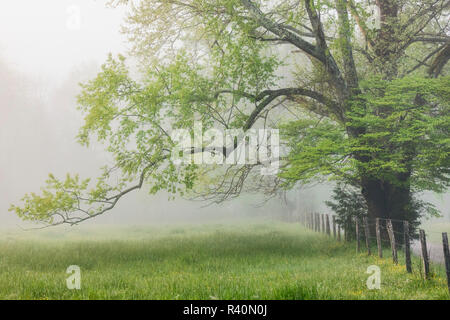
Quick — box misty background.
[0,0,448,230]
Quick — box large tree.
[11,0,449,230]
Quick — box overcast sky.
[0,0,127,82]
[0,1,300,228]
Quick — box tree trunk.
[361,175,413,242]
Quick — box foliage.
[281,75,450,192]
[325,182,440,239]
[9,0,450,225]
[325,183,367,239]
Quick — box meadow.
[0,222,448,300]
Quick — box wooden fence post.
[356,218,360,253]
[332,216,336,239]
[343,218,352,242]
[363,217,371,255]
[313,213,317,231]
[442,232,450,294]
[346,218,352,242]
[403,221,412,273]
[337,224,341,242]
[326,215,331,236]
[376,218,382,258]
[419,229,430,279]
[386,220,398,264]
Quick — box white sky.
[0,0,127,81]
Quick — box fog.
[0,0,310,229]
[0,1,448,231]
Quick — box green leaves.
[280,118,349,185]
[280,75,450,193]
[77,54,137,146]
[351,76,450,190]
[10,1,450,225]
[9,174,91,223]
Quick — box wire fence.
[297,212,450,295]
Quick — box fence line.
[297,211,450,295]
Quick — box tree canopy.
[10,0,450,227]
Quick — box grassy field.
[0,222,448,300]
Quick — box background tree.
[10,0,449,231]
[325,183,367,240]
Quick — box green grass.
[0,222,448,300]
